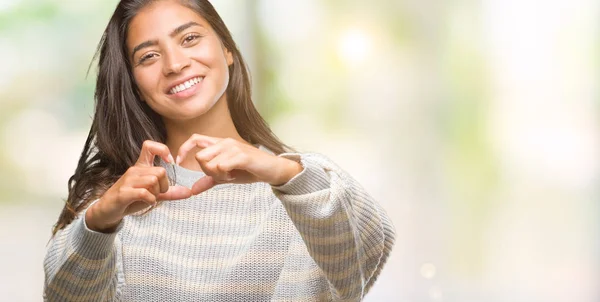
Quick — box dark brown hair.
[52,0,292,236]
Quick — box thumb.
[191,176,216,195]
[157,186,192,201]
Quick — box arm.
[271,153,396,300]
[43,200,124,302]
[43,140,189,301]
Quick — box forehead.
[127,1,210,46]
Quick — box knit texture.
[44,150,395,301]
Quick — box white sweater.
[43,152,395,301]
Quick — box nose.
[162,47,190,75]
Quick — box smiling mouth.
[168,76,204,95]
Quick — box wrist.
[85,201,120,233]
[269,157,303,186]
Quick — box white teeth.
[169,77,203,94]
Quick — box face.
[127,0,233,122]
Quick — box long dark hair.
[52,0,292,236]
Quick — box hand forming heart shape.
[174,134,303,195]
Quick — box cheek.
[133,70,157,97]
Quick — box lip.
[165,75,204,94]
[168,79,202,99]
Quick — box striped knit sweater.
[44,151,396,301]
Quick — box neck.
[163,94,249,171]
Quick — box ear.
[133,82,146,102]
[224,47,233,66]
[137,90,147,103]
[136,89,146,102]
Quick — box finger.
[206,151,238,182]
[157,186,193,201]
[215,152,248,174]
[191,176,216,195]
[195,151,230,182]
[194,144,226,172]
[136,140,174,167]
[119,187,157,207]
[130,175,161,196]
[194,142,224,164]
[148,167,169,194]
[176,134,221,165]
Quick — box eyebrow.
[130,21,202,61]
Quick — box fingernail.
[225,172,236,182]
[168,154,175,164]
[175,155,181,165]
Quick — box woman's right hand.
[85,140,193,233]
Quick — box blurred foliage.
[1,1,598,301]
[249,4,294,122]
[0,1,59,30]
[0,0,117,203]
[438,4,498,276]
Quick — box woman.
[43,0,395,301]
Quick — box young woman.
[43,0,395,301]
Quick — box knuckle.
[138,190,149,199]
[232,145,241,153]
[156,167,167,178]
[118,187,128,196]
[206,162,217,171]
[121,178,131,188]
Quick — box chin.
[169,104,216,122]
[150,91,222,121]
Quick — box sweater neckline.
[159,159,236,190]
[158,144,272,189]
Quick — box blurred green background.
[0,0,598,301]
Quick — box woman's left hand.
[175,135,303,195]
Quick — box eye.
[182,33,201,45]
[138,52,158,64]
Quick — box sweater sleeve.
[43,200,124,302]
[271,153,396,300]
